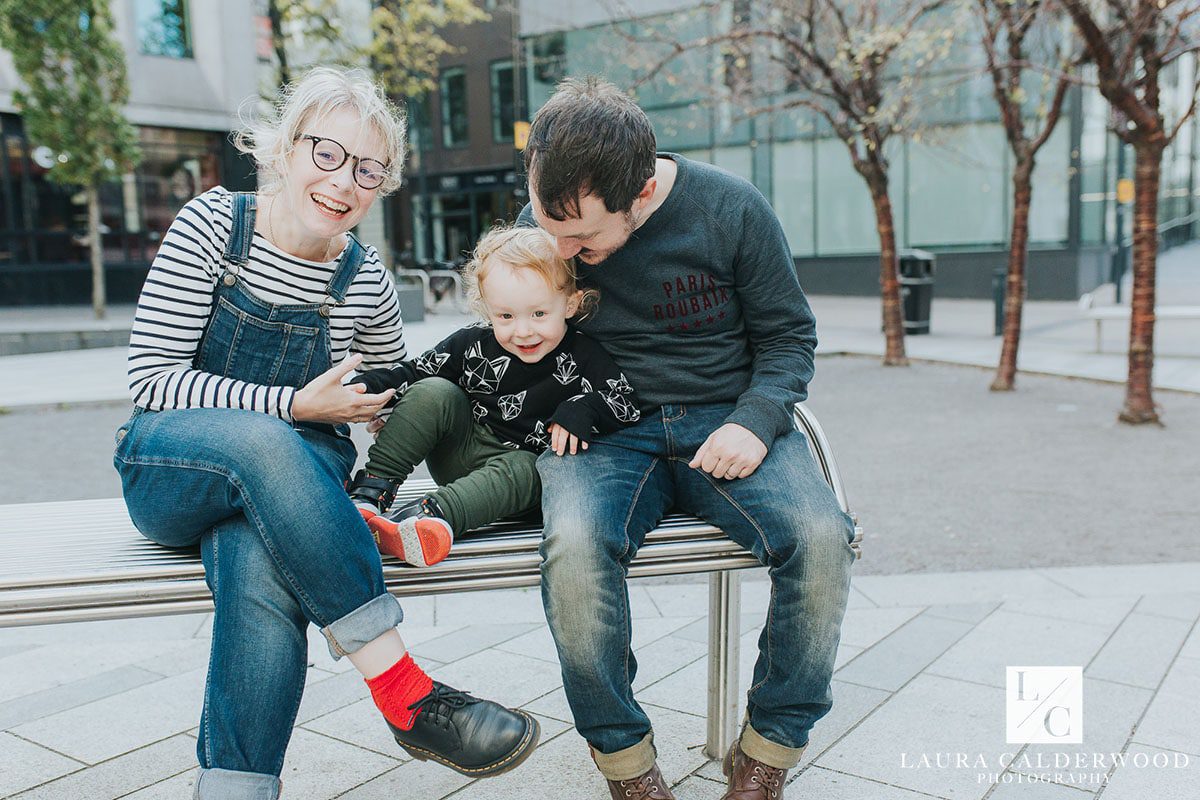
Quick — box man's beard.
[578,210,637,265]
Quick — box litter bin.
[898,249,935,335]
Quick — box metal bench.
[0,403,861,759]
[1078,291,1200,352]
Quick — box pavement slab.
[1097,743,1200,800]
[1085,613,1193,689]
[10,667,206,764]
[5,733,195,800]
[0,665,163,731]
[1018,678,1154,788]
[1130,655,1200,757]
[277,727,399,800]
[0,733,82,797]
[815,674,1006,799]
[833,613,974,692]
[925,610,1115,689]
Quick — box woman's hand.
[292,354,395,424]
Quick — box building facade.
[0,0,260,305]
[394,1,522,266]
[518,0,1199,300]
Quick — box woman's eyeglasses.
[299,134,389,190]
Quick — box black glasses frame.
[299,134,389,190]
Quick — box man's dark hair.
[524,76,657,221]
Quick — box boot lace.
[747,763,783,798]
[407,682,478,725]
[616,772,665,799]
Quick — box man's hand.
[688,423,767,480]
[548,422,588,456]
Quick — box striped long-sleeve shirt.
[127,186,406,421]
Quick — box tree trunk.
[268,0,290,88]
[87,184,105,320]
[1120,141,1163,425]
[869,177,908,366]
[991,159,1034,391]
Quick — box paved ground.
[1,249,1197,798]
[2,565,1198,799]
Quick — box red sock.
[366,653,434,730]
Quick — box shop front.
[409,166,520,265]
[0,117,252,305]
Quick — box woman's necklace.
[265,196,338,262]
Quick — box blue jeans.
[537,403,855,779]
[114,407,403,798]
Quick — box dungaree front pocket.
[199,294,321,388]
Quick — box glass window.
[135,0,193,59]
[771,139,815,257]
[712,146,753,183]
[440,67,469,149]
[1029,125,1070,243]
[408,96,433,153]
[491,61,515,144]
[907,123,1007,247]
[812,137,906,255]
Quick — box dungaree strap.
[219,193,257,286]
[319,234,366,317]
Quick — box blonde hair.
[464,225,599,320]
[234,66,406,195]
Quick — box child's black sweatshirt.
[351,325,641,452]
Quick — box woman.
[114,67,538,799]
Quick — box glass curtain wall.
[522,10,1197,259]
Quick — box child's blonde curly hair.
[463,224,599,320]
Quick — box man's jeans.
[115,407,404,799]
[537,403,855,780]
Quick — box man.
[518,77,855,800]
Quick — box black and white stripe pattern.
[127,187,405,421]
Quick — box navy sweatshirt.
[519,154,817,448]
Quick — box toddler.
[347,225,641,566]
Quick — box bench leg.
[1095,319,1102,353]
[705,570,741,759]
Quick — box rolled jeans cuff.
[194,767,280,800]
[740,722,806,771]
[591,731,657,781]
[320,592,404,660]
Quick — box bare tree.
[636,0,959,366]
[977,0,1079,390]
[1060,0,1200,425]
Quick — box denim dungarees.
[114,192,404,800]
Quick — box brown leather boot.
[721,741,787,799]
[605,763,676,800]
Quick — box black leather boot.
[386,681,540,777]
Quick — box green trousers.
[365,378,540,535]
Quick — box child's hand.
[549,423,588,456]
